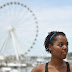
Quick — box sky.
[0,0,72,57]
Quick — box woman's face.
[51,35,68,59]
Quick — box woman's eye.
[67,42,68,46]
[58,43,63,47]
[66,43,68,47]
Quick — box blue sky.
[0,0,72,57]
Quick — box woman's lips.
[62,52,67,55]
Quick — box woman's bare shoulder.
[31,63,45,72]
[69,62,72,71]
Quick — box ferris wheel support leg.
[0,35,9,53]
[10,31,19,60]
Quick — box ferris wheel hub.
[8,26,15,32]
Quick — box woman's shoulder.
[69,62,72,71]
[31,63,46,72]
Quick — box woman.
[31,31,72,72]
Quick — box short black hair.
[44,31,66,53]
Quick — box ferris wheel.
[0,1,39,60]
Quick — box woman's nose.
[62,45,68,52]
[63,45,68,49]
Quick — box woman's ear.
[49,44,52,52]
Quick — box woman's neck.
[49,56,65,67]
